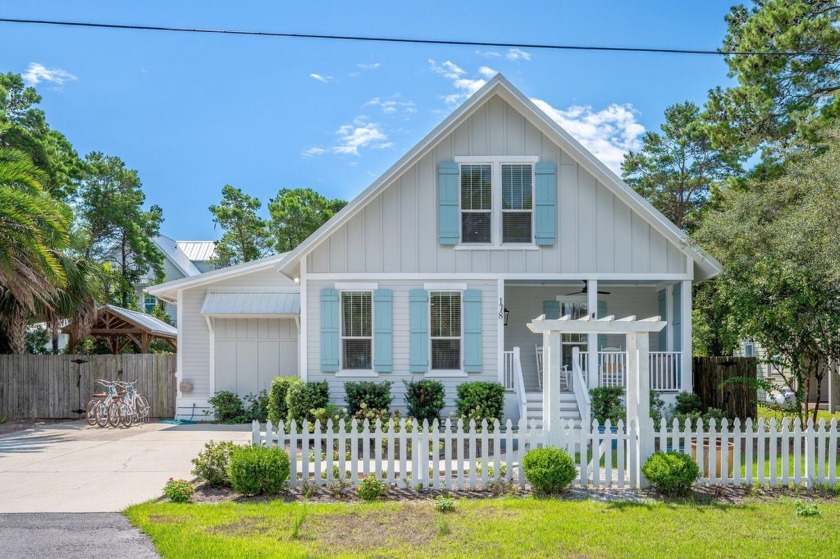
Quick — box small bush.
[589,387,625,425]
[650,390,666,425]
[674,391,703,415]
[162,478,194,503]
[286,381,330,425]
[404,379,446,424]
[642,451,700,496]
[674,407,726,431]
[344,381,393,415]
[191,440,238,488]
[795,500,820,517]
[243,390,269,422]
[435,494,455,512]
[522,447,576,495]
[268,377,302,425]
[228,445,290,495]
[208,391,246,423]
[455,382,505,424]
[357,474,387,502]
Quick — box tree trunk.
[7,306,29,354]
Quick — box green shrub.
[191,440,238,487]
[357,474,387,502]
[268,377,302,424]
[244,390,269,422]
[674,407,726,431]
[650,390,666,425]
[404,379,445,424]
[589,387,625,425]
[455,382,505,424]
[208,391,246,423]
[522,447,577,495]
[286,381,330,425]
[162,478,194,503]
[642,451,700,496]
[228,445,290,495]
[674,391,703,414]
[435,494,455,512]
[344,381,393,415]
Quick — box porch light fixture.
[499,298,510,326]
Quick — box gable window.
[430,291,461,370]
[456,157,536,246]
[341,291,372,370]
[144,294,158,314]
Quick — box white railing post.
[512,347,528,423]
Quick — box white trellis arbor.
[528,313,666,483]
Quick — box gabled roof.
[276,73,722,281]
[176,240,216,262]
[146,252,291,302]
[63,304,177,338]
[154,236,202,277]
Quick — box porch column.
[543,329,563,446]
[626,331,652,488]
[680,280,692,392]
[587,279,598,390]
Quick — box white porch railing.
[503,350,515,392]
[580,351,682,392]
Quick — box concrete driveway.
[0,420,251,513]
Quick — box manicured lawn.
[126,497,840,558]
[758,405,840,424]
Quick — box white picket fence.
[251,416,839,490]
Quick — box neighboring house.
[147,74,722,421]
[135,236,217,324]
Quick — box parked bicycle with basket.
[85,379,151,428]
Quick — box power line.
[0,17,831,57]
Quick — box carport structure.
[66,305,177,354]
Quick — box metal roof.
[100,305,178,337]
[201,292,301,317]
[154,236,202,277]
[176,241,217,262]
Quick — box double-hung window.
[430,291,462,370]
[341,291,372,370]
[457,157,535,245]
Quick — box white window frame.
[428,289,466,377]
[455,156,538,247]
[338,289,375,376]
[144,294,158,314]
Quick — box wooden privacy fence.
[0,354,176,419]
[693,356,758,420]
[253,416,839,490]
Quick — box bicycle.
[85,380,123,428]
[115,381,151,425]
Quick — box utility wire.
[0,17,832,57]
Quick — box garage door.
[213,318,298,397]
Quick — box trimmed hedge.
[522,447,577,495]
[268,377,302,424]
[404,379,446,424]
[286,381,330,425]
[344,381,393,415]
[642,451,700,496]
[455,381,506,423]
[228,445,290,495]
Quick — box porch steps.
[524,391,580,426]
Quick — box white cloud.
[506,48,532,61]
[303,118,392,157]
[429,59,488,105]
[478,66,497,79]
[309,73,332,83]
[357,63,381,71]
[531,99,645,172]
[364,96,417,116]
[22,63,77,86]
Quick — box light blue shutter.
[320,288,339,373]
[543,300,560,319]
[463,289,482,373]
[672,283,682,352]
[657,289,667,350]
[534,162,557,246]
[373,289,392,373]
[438,162,460,245]
[597,300,608,350]
[409,289,429,372]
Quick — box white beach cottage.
[147,74,722,422]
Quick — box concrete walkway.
[0,420,251,513]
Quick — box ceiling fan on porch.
[565,281,610,296]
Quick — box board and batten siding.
[306,95,688,276]
[177,266,298,401]
[306,279,499,416]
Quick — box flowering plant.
[163,477,194,503]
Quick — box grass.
[757,405,840,424]
[126,497,840,559]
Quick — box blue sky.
[0,1,739,240]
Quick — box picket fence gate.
[253,416,840,491]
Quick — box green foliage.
[692,281,741,358]
[404,379,446,424]
[649,390,666,425]
[207,391,246,423]
[191,441,238,488]
[642,452,700,496]
[522,447,576,495]
[285,381,330,425]
[311,404,349,427]
[794,500,820,517]
[267,187,347,253]
[455,382,505,424]
[243,390,269,422]
[622,101,743,232]
[290,504,308,539]
[267,377,302,425]
[162,478,194,503]
[674,392,702,415]
[227,445,290,496]
[674,408,726,431]
[209,185,270,267]
[343,381,392,415]
[589,387,625,425]
[435,494,455,513]
[356,474,387,502]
